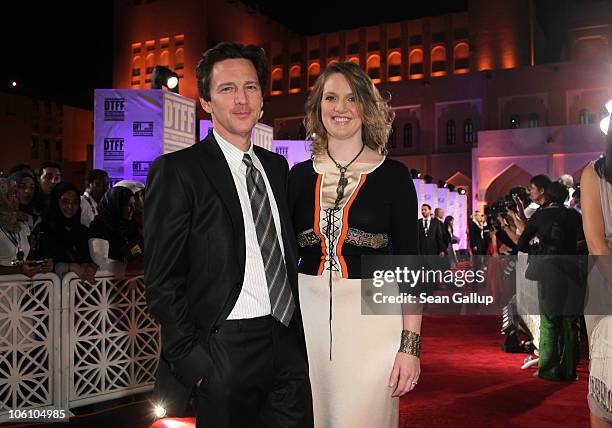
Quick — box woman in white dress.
[582,150,612,427]
[289,62,422,428]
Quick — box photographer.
[518,181,584,381]
[0,178,53,277]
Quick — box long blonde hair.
[304,62,394,156]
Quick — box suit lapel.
[197,134,246,277]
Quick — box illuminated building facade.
[0,92,93,184]
[111,0,611,206]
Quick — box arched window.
[308,62,320,89]
[409,49,424,78]
[367,54,381,83]
[510,114,520,129]
[446,120,456,145]
[454,43,469,73]
[145,53,155,75]
[289,65,301,93]
[431,46,447,76]
[347,56,360,66]
[387,125,396,148]
[579,108,590,124]
[160,51,169,67]
[403,123,413,148]
[132,56,141,77]
[327,58,339,67]
[528,113,539,128]
[55,140,62,161]
[387,52,402,81]
[464,119,474,144]
[175,48,184,70]
[31,138,39,160]
[271,68,283,95]
[44,140,51,159]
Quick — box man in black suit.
[145,42,312,428]
[469,211,486,270]
[418,204,446,256]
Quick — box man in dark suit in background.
[418,204,446,256]
[469,211,486,270]
[145,42,312,428]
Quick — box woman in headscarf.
[114,180,145,236]
[9,170,42,230]
[0,177,53,276]
[31,182,97,283]
[88,186,141,277]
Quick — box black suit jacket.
[417,217,445,255]
[469,221,485,254]
[144,133,307,415]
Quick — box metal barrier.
[0,274,62,419]
[0,271,160,419]
[516,253,541,349]
[61,272,160,409]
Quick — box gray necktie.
[243,154,295,326]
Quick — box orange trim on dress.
[337,174,368,277]
[313,174,326,275]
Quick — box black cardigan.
[288,158,419,278]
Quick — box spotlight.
[601,100,612,136]
[601,116,611,136]
[11,81,17,88]
[437,180,446,188]
[410,168,422,179]
[153,404,167,419]
[458,188,466,195]
[151,66,180,93]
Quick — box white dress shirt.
[80,191,98,228]
[524,202,540,219]
[214,130,285,320]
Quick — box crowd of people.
[0,162,144,282]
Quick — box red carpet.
[401,315,590,427]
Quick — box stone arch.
[484,164,532,206]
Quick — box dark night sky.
[2,1,466,110]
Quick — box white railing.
[516,253,540,349]
[62,272,160,409]
[0,274,62,419]
[0,271,160,420]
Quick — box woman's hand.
[40,258,53,274]
[21,261,39,278]
[82,263,98,285]
[22,259,53,277]
[389,352,420,397]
